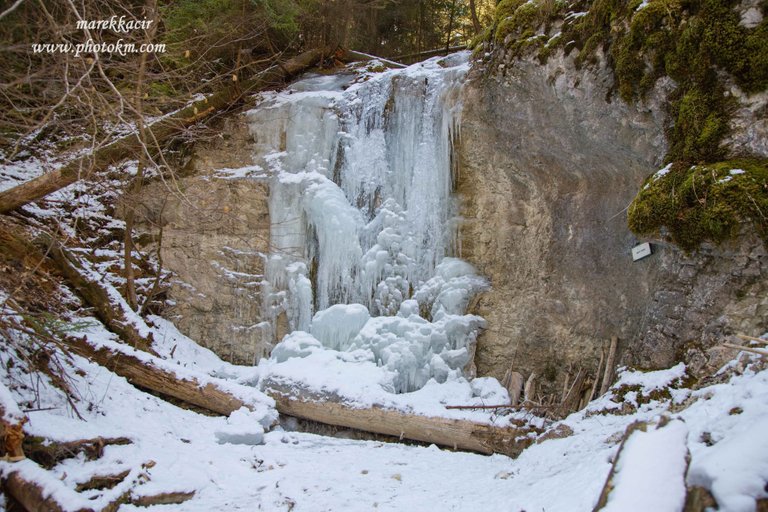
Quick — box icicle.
[251,54,490,393]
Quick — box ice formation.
[248,53,487,392]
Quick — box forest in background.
[1,0,496,158]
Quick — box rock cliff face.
[136,117,272,365]
[458,50,768,397]
[134,51,766,389]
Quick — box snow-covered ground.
[2,312,767,511]
[1,54,766,512]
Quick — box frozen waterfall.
[248,53,488,393]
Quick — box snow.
[653,162,674,181]
[613,362,687,390]
[212,164,265,180]
[214,407,267,445]
[0,381,24,424]
[2,284,768,512]
[602,419,689,512]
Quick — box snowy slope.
[2,312,767,511]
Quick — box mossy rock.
[493,0,568,49]
[629,159,768,251]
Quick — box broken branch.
[722,342,768,357]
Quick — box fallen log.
[0,47,332,215]
[1,460,95,512]
[337,49,407,68]
[392,45,467,63]
[63,334,273,417]
[75,469,130,492]
[0,382,26,462]
[0,219,156,355]
[25,436,131,469]
[264,381,536,458]
[33,230,157,355]
[130,490,195,507]
[593,418,689,512]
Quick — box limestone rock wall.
[136,116,272,365]
[458,50,768,399]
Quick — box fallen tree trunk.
[337,49,407,68]
[26,436,131,469]
[33,231,157,355]
[63,334,270,417]
[264,381,535,458]
[0,219,156,355]
[3,470,93,512]
[594,418,689,512]
[392,45,467,63]
[0,47,331,215]
[130,491,195,507]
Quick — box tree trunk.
[339,49,407,68]
[0,47,331,215]
[32,230,157,355]
[445,0,458,51]
[25,437,131,469]
[264,380,535,458]
[392,46,467,64]
[599,336,619,396]
[123,3,156,312]
[469,0,482,34]
[62,334,269,417]
[2,467,95,512]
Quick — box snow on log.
[27,437,132,469]
[263,379,535,458]
[0,381,26,462]
[63,334,276,421]
[336,49,407,68]
[0,218,157,354]
[593,418,689,512]
[1,460,96,512]
[33,230,157,355]
[0,47,332,215]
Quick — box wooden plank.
[599,336,619,396]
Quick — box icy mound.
[311,303,370,351]
[269,259,487,393]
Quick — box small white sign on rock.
[632,242,652,262]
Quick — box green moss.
[493,0,568,50]
[556,0,766,165]
[495,0,530,22]
[629,159,768,250]
[484,0,768,253]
